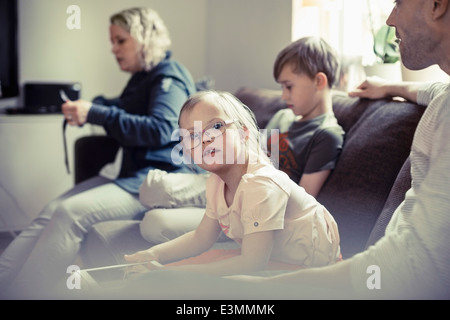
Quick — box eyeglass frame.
[179,119,238,150]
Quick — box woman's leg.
[138,170,209,244]
[1,176,146,297]
[140,207,205,244]
[0,176,109,291]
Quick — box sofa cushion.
[317,97,424,258]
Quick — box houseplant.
[364,25,402,80]
[364,1,402,80]
[373,24,400,64]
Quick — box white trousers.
[0,176,146,296]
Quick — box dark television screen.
[0,0,19,99]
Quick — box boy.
[266,36,345,197]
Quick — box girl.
[125,90,340,276]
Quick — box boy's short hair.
[273,36,340,88]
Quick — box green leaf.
[373,25,400,64]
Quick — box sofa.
[76,86,425,278]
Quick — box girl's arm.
[124,214,221,266]
[348,76,422,103]
[167,230,275,276]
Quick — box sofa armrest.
[317,99,423,258]
[365,157,411,249]
[74,135,120,184]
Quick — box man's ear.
[431,0,449,20]
[315,72,329,90]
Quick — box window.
[291,0,396,90]
[292,0,394,61]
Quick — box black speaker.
[24,82,81,113]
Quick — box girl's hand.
[123,249,163,278]
[223,274,267,283]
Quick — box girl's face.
[277,64,323,120]
[109,24,143,73]
[179,101,245,173]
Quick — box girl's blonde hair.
[110,7,171,71]
[179,90,272,165]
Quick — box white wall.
[0,0,291,110]
[16,0,208,103]
[0,115,92,231]
[206,0,292,93]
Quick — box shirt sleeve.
[87,76,189,149]
[303,126,344,174]
[204,174,221,221]
[417,82,449,106]
[238,175,290,236]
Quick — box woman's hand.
[348,76,392,100]
[61,99,92,126]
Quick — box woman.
[0,7,197,297]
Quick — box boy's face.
[277,64,323,121]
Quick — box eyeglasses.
[180,119,237,150]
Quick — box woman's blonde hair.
[110,7,171,71]
[179,90,272,165]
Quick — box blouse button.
[254,222,259,227]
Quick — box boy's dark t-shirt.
[266,109,345,184]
